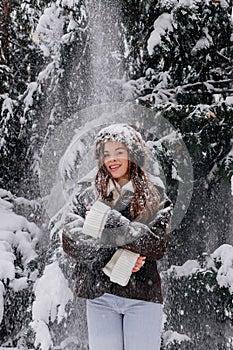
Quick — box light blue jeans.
[86,293,163,350]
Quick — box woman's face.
[103,141,130,182]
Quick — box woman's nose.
[108,155,116,162]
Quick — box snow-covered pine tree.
[28,0,90,182]
[119,1,233,348]
[0,0,232,349]
[0,0,89,196]
[119,0,160,79]
[118,1,233,348]
[0,0,46,195]
[0,189,43,347]
[162,244,233,349]
[122,0,233,105]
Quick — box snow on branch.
[210,244,233,293]
[163,330,192,346]
[166,260,200,277]
[35,4,64,58]
[31,319,53,350]
[23,82,39,117]
[0,95,14,118]
[176,79,233,93]
[0,188,42,338]
[0,190,41,289]
[136,77,233,105]
[191,27,213,54]
[31,261,73,350]
[165,244,233,295]
[0,95,16,151]
[147,13,173,55]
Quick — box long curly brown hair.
[95,159,160,222]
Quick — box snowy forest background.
[0,0,233,349]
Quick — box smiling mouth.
[109,164,121,171]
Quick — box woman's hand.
[86,206,91,217]
[132,256,146,272]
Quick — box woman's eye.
[103,150,126,159]
[117,150,127,156]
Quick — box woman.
[62,124,173,350]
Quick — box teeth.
[110,165,120,169]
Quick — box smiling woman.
[62,123,173,350]
[103,141,130,186]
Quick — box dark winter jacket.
[62,175,173,304]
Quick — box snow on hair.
[94,123,148,167]
[94,124,160,221]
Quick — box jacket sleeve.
[62,192,115,267]
[100,194,173,261]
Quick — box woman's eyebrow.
[115,147,125,151]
